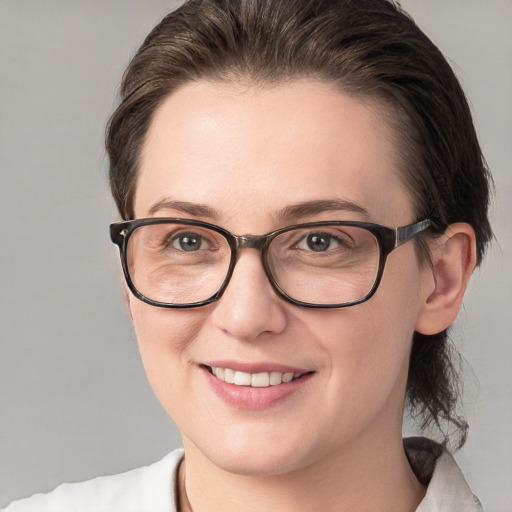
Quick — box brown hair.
[106,0,493,448]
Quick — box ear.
[415,223,477,335]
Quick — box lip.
[203,360,310,374]
[200,362,314,410]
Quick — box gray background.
[0,1,510,510]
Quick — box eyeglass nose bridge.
[224,233,284,303]
[234,233,271,252]
[229,234,276,285]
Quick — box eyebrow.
[147,197,370,222]
[276,199,371,222]
[148,199,218,219]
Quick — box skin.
[128,80,476,512]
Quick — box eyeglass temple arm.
[395,219,432,247]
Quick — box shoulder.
[3,448,184,512]
[405,437,483,512]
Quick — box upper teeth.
[211,367,303,387]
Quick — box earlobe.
[415,223,477,335]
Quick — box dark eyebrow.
[276,199,371,222]
[148,198,370,222]
[148,199,218,219]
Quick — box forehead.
[136,80,413,227]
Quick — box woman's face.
[129,80,433,475]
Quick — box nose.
[210,249,287,341]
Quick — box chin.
[187,427,324,477]
[211,448,313,477]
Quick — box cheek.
[313,299,414,386]
[128,298,205,398]
[313,256,423,416]
[356,258,424,379]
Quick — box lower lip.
[201,367,313,410]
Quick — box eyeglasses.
[110,218,432,309]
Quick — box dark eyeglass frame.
[110,218,432,309]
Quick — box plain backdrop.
[1,1,511,510]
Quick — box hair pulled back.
[106,0,493,448]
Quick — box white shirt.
[3,438,482,512]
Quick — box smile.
[208,366,305,387]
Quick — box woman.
[4,0,493,510]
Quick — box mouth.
[201,363,314,409]
[205,365,308,388]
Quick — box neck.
[178,428,425,512]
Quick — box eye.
[296,232,346,252]
[170,231,209,252]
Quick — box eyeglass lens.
[125,222,381,306]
